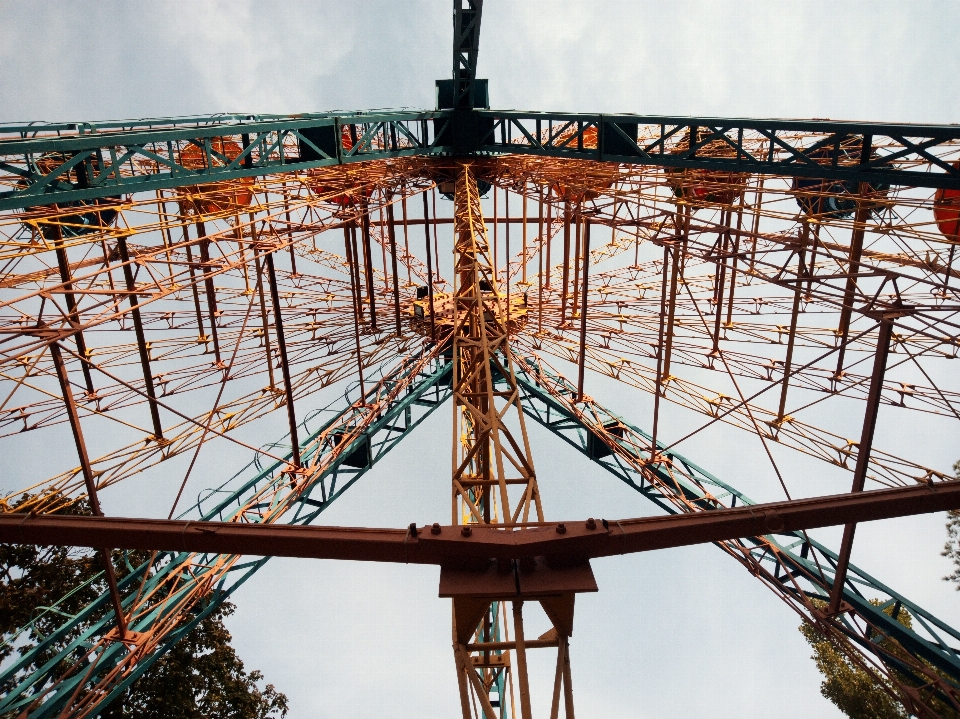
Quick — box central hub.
[409,288,529,335]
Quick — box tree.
[799,460,960,718]
[0,493,288,719]
[799,602,908,719]
[941,461,960,587]
[100,602,288,719]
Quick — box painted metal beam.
[0,352,452,719]
[477,111,960,190]
[0,111,451,211]
[452,0,484,109]
[5,480,960,565]
[6,108,960,211]
[512,359,960,696]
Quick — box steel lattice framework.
[2,2,960,717]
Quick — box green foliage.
[799,601,908,719]
[99,603,288,719]
[0,493,288,719]
[0,495,106,694]
[941,461,960,587]
[800,460,960,718]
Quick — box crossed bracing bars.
[5,104,956,719]
[450,164,551,718]
[4,110,960,211]
[1,163,434,512]
[5,354,960,718]
[0,350,454,719]
[2,160,960,717]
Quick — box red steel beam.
[828,314,896,612]
[264,249,301,467]
[116,236,164,441]
[4,480,959,566]
[48,340,127,638]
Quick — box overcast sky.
[3,2,960,718]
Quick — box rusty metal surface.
[5,479,958,565]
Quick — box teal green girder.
[0,351,452,718]
[513,357,960,699]
[0,111,452,211]
[6,349,960,716]
[5,109,960,213]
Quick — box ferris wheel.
[2,2,960,717]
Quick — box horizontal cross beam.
[477,111,960,190]
[0,111,451,211]
[5,109,960,211]
[5,479,958,565]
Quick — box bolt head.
[431,522,442,535]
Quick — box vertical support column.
[379,206,389,292]
[493,185,499,270]
[570,204,582,320]
[748,178,765,275]
[835,141,873,377]
[827,316,894,613]
[505,187,511,285]
[776,220,809,423]
[512,601,533,719]
[49,341,127,639]
[550,636,567,719]
[661,207,686,383]
[453,607,474,719]
[52,225,95,394]
[725,198,746,326]
[156,190,178,288]
[344,226,367,403]
[422,190,437,341]
[251,245,277,392]
[386,194,403,336]
[506,188,512,327]
[181,223,207,347]
[544,192,553,289]
[806,223,821,300]
[283,184,298,276]
[360,198,378,330]
[248,213,277,391]
[650,241,672,462]
[522,189,528,284]
[451,166,554,719]
[710,208,730,355]
[560,202,571,324]
[194,219,223,365]
[451,164,541,526]
[433,189,441,281]
[116,237,164,442]
[100,239,121,318]
[401,184,412,285]
[538,189,544,333]
[562,640,575,719]
[264,250,301,468]
[576,218,591,401]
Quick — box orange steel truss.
[2,136,960,716]
[448,164,579,719]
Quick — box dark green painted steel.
[0,353,452,718]
[477,110,960,190]
[0,111,452,211]
[513,358,960,691]
[451,0,484,110]
[5,349,960,714]
[6,108,960,212]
